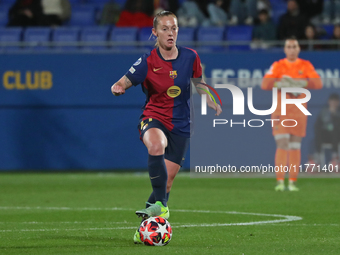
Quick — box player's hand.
[111,84,125,96]
[208,101,222,116]
[275,75,293,88]
[274,76,307,89]
[294,79,308,88]
[281,76,307,88]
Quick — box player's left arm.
[192,51,222,116]
[305,61,323,89]
[195,80,222,116]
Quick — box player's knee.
[276,139,289,150]
[289,142,301,150]
[275,134,289,150]
[277,142,289,150]
[147,141,166,155]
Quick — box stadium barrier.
[0,39,339,48]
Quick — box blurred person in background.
[278,0,309,40]
[99,0,121,25]
[301,23,323,50]
[153,0,179,16]
[176,0,211,27]
[116,0,154,27]
[251,9,276,49]
[313,93,340,167]
[207,0,229,26]
[39,0,71,27]
[257,0,271,11]
[228,0,258,25]
[296,0,323,24]
[320,0,340,24]
[261,37,323,191]
[7,0,43,27]
[329,24,340,49]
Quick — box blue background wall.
[0,51,339,171]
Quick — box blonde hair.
[153,10,177,48]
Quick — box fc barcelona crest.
[169,70,177,79]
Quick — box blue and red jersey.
[125,46,202,137]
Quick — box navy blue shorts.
[138,118,189,166]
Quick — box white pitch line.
[0,206,302,221]
[0,206,300,218]
[0,206,303,233]
[171,209,299,219]
[0,221,131,225]
[266,223,340,226]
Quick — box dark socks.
[166,191,170,202]
[147,191,170,208]
[147,191,156,206]
[148,154,167,207]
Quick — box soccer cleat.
[275,183,285,191]
[135,201,169,219]
[133,228,143,244]
[288,183,299,191]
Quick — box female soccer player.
[111,11,222,243]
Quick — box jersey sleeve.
[263,61,280,78]
[261,61,280,90]
[304,60,323,89]
[192,52,202,78]
[304,61,320,78]
[125,54,148,86]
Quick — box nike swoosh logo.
[150,175,160,179]
[153,67,162,72]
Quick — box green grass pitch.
[0,173,339,255]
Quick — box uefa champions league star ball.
[138,216,172,246]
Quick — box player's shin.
[148,154,168,207]
[288,142,301,182]
[275,148,288,181]
[135,155,169,219]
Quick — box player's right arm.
[111,55,148,96]
[111,75,133,96]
